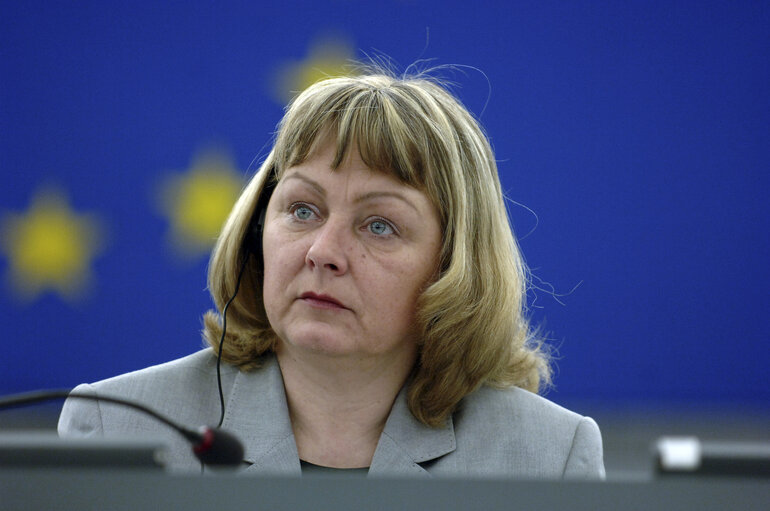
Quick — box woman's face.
[262,140,442,364]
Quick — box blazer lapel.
[220,356,456,477]
[220,354,301,476]
[368,386,456,477]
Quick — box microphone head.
[192,427,245,467]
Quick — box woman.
[59,72,605,478]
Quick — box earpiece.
[243,170,277,261]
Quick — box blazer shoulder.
[459,385,585,427]
[62,348,236,433]
[449,385,604,478]
[86,348,221,398]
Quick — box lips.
[299,292,348,310]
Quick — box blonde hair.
[204,72,551,427]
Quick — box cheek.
[262,220,298,271]
[370,259,433,314]
[261,255,297,340]
[261,242,277,299]
[260,265,279,324]
[261,231,294,309]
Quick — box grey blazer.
[58,349,605,478]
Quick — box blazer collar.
[221,354,301,476]
[222,354,456,477]
[369,385,456,477]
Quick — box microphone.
[0,389,245,467]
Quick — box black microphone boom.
[0,389,245,467]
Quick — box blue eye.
[293,205,314,220]
[368,220,394,236]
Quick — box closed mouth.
[299,292,348,310]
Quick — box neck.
[276,343,415,468]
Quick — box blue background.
[1,1,768,413]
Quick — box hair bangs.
[273,78,429,192]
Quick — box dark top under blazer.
[58,349,605,478]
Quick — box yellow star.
[158,149,243,259]
[1,188,103,302]
[272,35,357,103]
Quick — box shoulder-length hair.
[203,71,551,427]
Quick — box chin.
[279,326,359,356]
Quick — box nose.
[305,219,349,275]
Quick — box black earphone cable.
[215,171,274,430]
[216,256,249,429]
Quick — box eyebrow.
[283,173,326,197]
[282,173,421,214]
